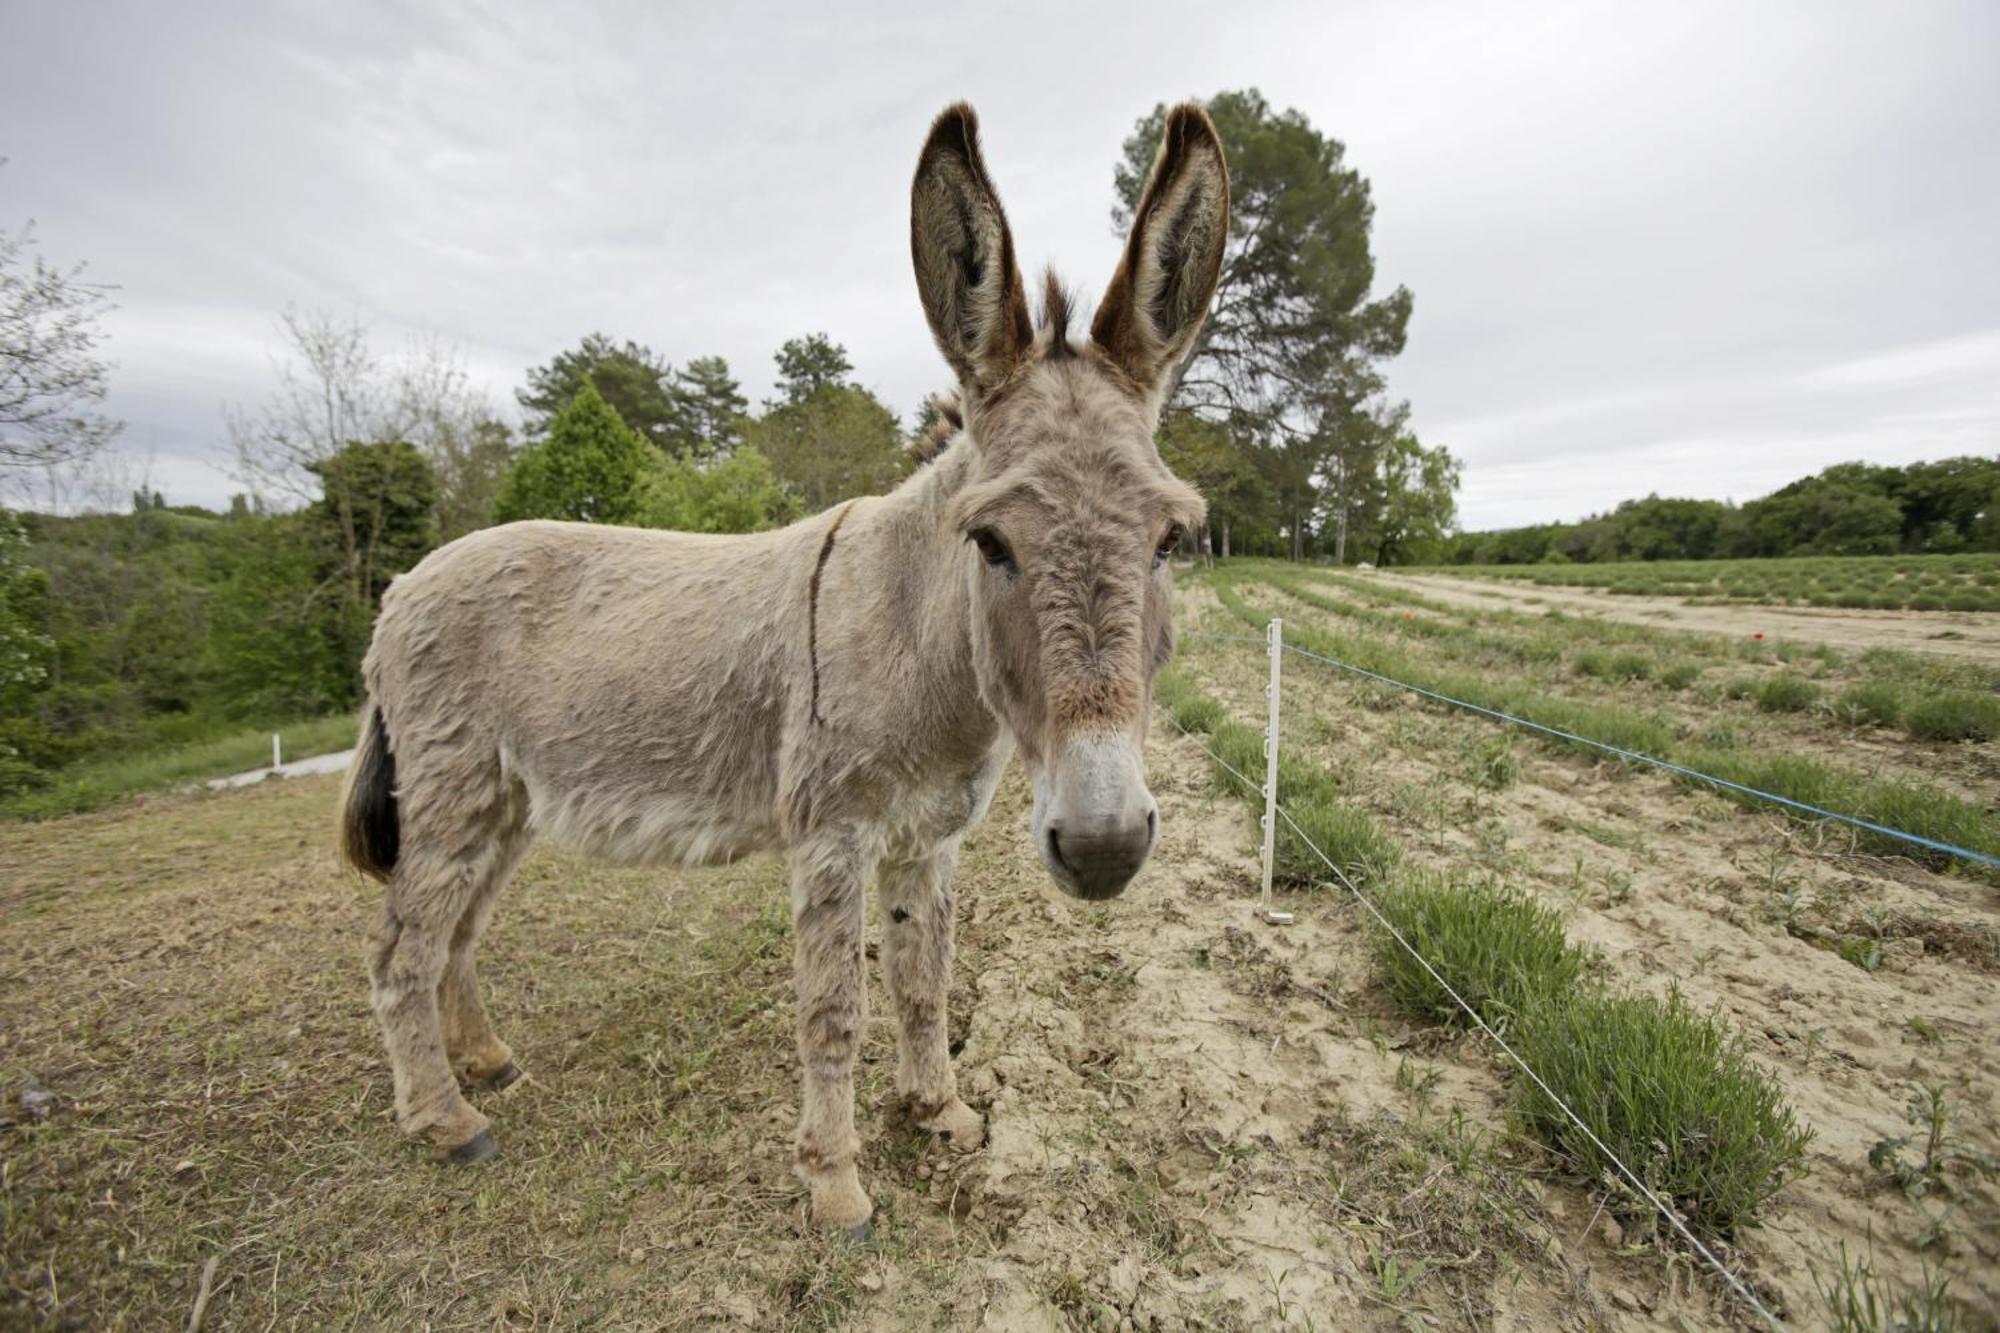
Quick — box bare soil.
[1369,571,2000,662]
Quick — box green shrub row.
[1211,571,2000,877]
[1155,666,1812,1238]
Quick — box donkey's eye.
[969,527,1015,571]
[1154,524,1185,568]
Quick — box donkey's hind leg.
[439,818,532,1093]
[877,845,983,1150]
[369,816,518,1162]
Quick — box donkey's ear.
[1091,103,1230,401]
[911,103,1034,394]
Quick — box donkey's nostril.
[1046,826,1067,872]
[1146,807,1158,843]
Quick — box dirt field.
[4,576,1997,1330]
[1368,570,2000,662]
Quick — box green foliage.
[1370,876,1585,1027]
[668,355,748,458]
[1574,648,1651,682]
[1814,1243,1958,1333]
[1755,673,1820,713]
[1901,691,2000,743]
[771,333,854,406]
[496,383,659,525]
[636,446,799,534]
[1834,681,1906,728]
[0,712,356,820]
[1115,92,1444,565]
[516,332,682,450]
[1447,458,2000,566]
[1153,668,1397,886]
[746,381,906,514]
[1512,987,1814,1238]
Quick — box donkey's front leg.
[877,846,983,1150]
[789,826,876,1238]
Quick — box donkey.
[340,101,1228,1237]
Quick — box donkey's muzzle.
[1044,804,1157,900]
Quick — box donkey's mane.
[909,392,964,467]
[909,268,1079,470]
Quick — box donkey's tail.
[341,702,400,881]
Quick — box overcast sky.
[4,0,1995,529]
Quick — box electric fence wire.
[1159,710,1788,1331]
[1181,629,1997,869]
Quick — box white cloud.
[3,0,1995,524]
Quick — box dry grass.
[0,777,981,1329]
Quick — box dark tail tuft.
[341,703,400,881]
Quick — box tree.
[516,333,682,448]
[228,308,381,506]
[667,355,749,459]
[1114,91,1410,436]
[746,381,906,513]
[1115,92,1428,563]
[0,222,122,481]
[771,333,854,406]
[1156,411,1268,556]
[1364,432,1460,566]
[303,440,438,693]
[637,447,799,534]
[425,415,515,541]
[495,382,659,524]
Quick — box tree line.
[2,88,1454,800]
[1445,458,2000,566]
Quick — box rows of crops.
[1424,552,2000,611]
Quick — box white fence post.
[273,732,282,770]
[1260,618,1294,926]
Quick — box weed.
[1869,1084,2000,1202]
[1813,1242,1959,1332]
[1834,681,1906,729]
[1466,733,1518,790]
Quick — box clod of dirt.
[11,1076,66,1126]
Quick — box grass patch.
[1155,669,1397,887]
[1574,648,1652,682]
[1755,674,1821,713]
[0,713,357,821]
[1902,691,2000,743]
[1370,875,1586,1028]
[1833,681,1906,729]
[1512,987,1814,1238]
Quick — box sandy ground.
[1364,571,2000,661]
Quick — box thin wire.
[1181,629,1998,869]
[1161,711,1787,1331]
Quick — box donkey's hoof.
[921,1097,985,1153]
[445,1129,499,1165]
[842,1220,872,1245]
[483,1062,524,1093]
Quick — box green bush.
[1575,649,1652,682]
[1903,691,2000,743]
[1512,987,1814,1238]
[1657,662,1700,690]
[1372,876,1585,1028]
[1756,674,1820,713]
[1833,681,1906,729]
